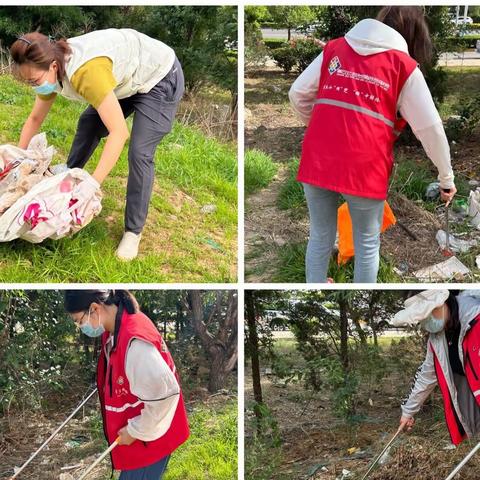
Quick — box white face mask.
[422,305,446,333]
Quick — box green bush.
[277,158,305,210]
[271,46,297,73]
[263,38,287,50]
[445,94,480,141]
[245,149,278,194]
[272,38,323,73]
[446,34,480,49]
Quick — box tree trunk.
[245,291,263,403]
[187,291,238,393]
[339,297,349,371]
[287,27,291,41]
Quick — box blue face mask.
[423,315,445,333]
[33,80,57,95]
[80,308,105,338]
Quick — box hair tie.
[17,36,32,46]
[48,35,55,43]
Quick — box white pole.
[10,389,97,479]
[445,441,480,480]
[75,438,119,480]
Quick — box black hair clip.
[17,36,32,46]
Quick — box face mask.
[33,80,57,95]
[80,308,105,338]
[423,314,445,334]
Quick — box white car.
[451,16,474,25]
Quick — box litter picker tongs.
[444,441,480,480]
[361,424,404,480]
[75,437,120,480]
[9,388,97,479]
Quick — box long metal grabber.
[361,424,404,480]
[444,441,480,480]
[75,437,120,480]
[9,388,97,479]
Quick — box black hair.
[64,290,139,315]
[445,290,460,332]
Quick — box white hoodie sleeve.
[288,52,323,125]
[401,345,437,418]
[398,69,455,189]
[125,339,180,442]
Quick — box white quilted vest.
[58,28,175,102]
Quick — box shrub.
[271,46,297,73]
[445,94,480,141]
[290,37,323,73]
[272,38,323,74]
[263,38,287,50]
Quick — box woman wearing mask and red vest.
[64,290,189,479]
[10,29,184,261]
[392,290,480,445]
[289,7,456,283]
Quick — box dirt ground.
[0,388,110,480]
[245,65,480,282]
[245,342,480,480]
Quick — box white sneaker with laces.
[116,232,142,261]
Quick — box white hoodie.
[289,18,454,189]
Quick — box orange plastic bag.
[337,201,396,265]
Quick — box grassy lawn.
[0,75,237,283]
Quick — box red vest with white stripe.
[96,307,190,471]
[297,37,417,200]
[432,314,480,445]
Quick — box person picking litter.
[289,6,456,283]
[10,29,184,260]
[65,290,189,479]
[392,290,480,446]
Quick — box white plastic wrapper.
[469,188,480,229]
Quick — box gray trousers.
[303,183,385,283]
[67,57,185,234]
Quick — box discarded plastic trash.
[413,256,470,281]
[436,230,477,253]
[336,469,354,480]
[425,182,440,200]
[469,188,480,229]
[200,204,217,214]
[443,444,457,451]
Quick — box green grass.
[277,158,305,211]
[0,75,237,282]
[245,149,278,195]
[164,399,237,480]
[272,241,400,283]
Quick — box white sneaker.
[116,232,142,261]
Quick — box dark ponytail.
[10,31,72,81]
[64,290,139,314]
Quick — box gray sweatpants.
[303,183,385,283]
[67,57,185,234]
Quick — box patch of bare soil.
[245,363,480,480]
[0,403,109,480]
[381,192,446,274]
[244,166,308,282]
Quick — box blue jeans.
[303,183,385,283]
[119,455,170,480]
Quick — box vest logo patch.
[117,375,125,386]
[328,56,341,75]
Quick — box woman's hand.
[440,185,457,206]
[399,415,415,432]
[117,425,136,446]
[18,95,56,149]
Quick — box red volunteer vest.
[298,37,417,200]
[431,314,480,445]
[96,307,190,471]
